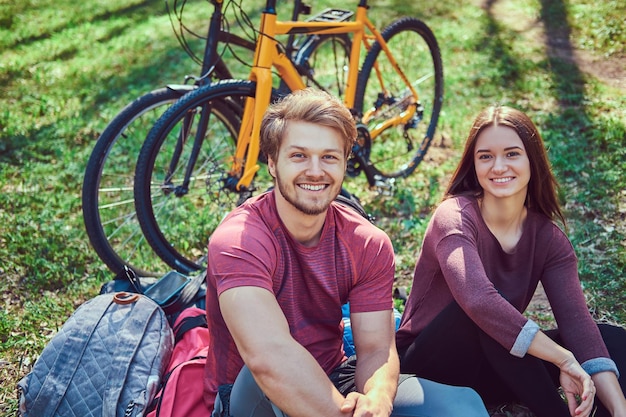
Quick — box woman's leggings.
[226,363,490,417]
[397,301,626,417]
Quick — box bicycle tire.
[354,17,444,179]
[134,80,275,273]
[294,33,351,100]
[82,87,191,276]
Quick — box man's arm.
[219,286,348,417]
[348,310,399,417]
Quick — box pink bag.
[148,307,210,417]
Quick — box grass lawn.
[1,0,624,415]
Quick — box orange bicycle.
[82,0,351,276]
[134,0,444,272]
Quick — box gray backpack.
[17,292,174,417]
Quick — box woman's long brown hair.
[445,105,565,226]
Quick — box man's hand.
[340,391,393,417]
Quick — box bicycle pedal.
[307,8,354,23]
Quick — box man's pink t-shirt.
[203,191,395,409]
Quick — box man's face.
[268,121,346,216]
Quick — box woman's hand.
[528,331,595,416]
[558,357,595,416]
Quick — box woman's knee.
[598,323,626,347]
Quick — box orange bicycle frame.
[231,1,419,190]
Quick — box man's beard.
[275,176,341,216]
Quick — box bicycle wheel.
[82,87,192,276]
[354,17,443,179]
[134,80,275,273]
[294,33,351,100]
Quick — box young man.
[204,88,489,417]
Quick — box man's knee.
[392,376,489,417]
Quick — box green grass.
[1,0,625,414]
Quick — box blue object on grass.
[342,303,402,357]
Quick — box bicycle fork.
[229,9,306,193]
[161,102,214,198]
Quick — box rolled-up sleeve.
[510,319,540,357]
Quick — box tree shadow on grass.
[477,0,626,414]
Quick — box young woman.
[396,105,626,417]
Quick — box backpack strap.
[173,314,207,344]
[335,191,373,223]
[103,294,164,416]
[28,294,114,416]
[119,265,146,294]
[161,270,207,316]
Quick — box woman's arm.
[592,371,626,417]
[528,331,595,416]
[436,233,531,350]
[540,229,626,415]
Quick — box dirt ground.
[477,0,626,87]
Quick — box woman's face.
[473,125,530,201]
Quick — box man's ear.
[267,156,276,179]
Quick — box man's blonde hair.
[260,88,357,162]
